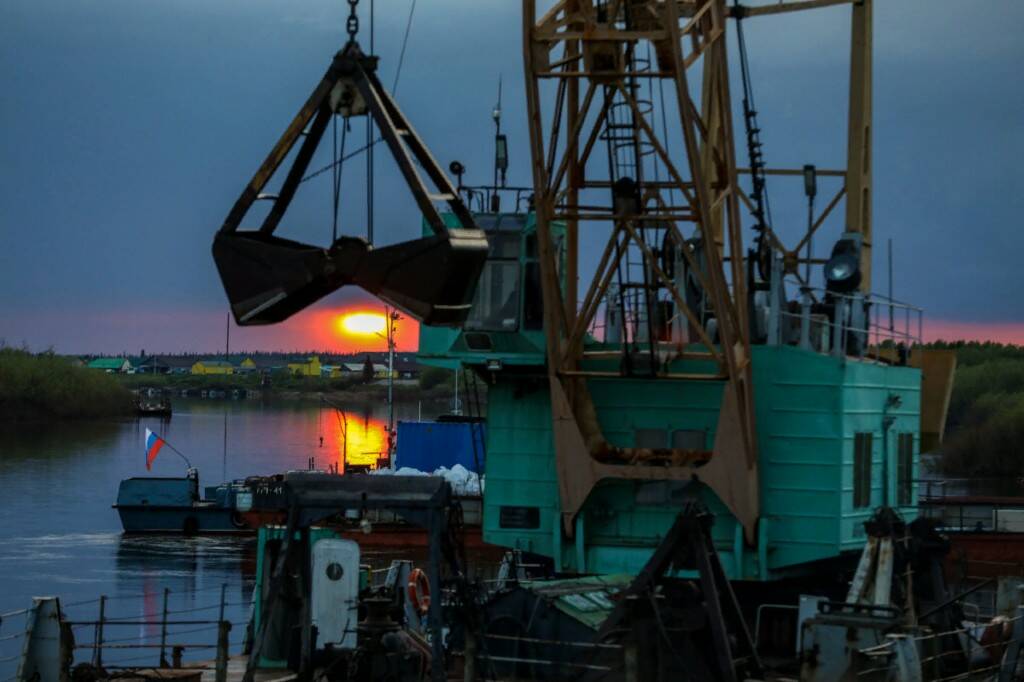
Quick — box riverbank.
[0,348,134,419]
[116,370,470,406]
[930,341,1024,477]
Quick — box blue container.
[395,420,486,473]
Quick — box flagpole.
[149,430,193,470]
[163,440,193,470]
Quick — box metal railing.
[777,284,924,360]
[854,606,1024,682]
[1,585,252,682]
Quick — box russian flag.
[144,428,166,470]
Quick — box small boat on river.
[113,468,284,534]
[114,418,486,539]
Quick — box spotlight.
[824,234,862,293]
[449,160,466,189]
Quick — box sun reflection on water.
[323,408,387,469]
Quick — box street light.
[374,306,401,467]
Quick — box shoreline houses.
[78,352,422,380]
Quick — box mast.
[845,0,873,292]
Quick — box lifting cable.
[300,0,419,186]
[366,0,375,245]
[331,111,349,243]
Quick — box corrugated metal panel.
[394,421,486,473]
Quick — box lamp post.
[803,164,817,283]
[375,306,401,466]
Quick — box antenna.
[492,75,508,211]
[888,238,895,333]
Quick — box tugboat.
[112,468,268,534]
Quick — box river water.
[0,397,443,673]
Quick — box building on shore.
[287,356,321,377]
[135,356,172,374]
[191,360,234,375]
[87,357,132,373]
[236,357,259,374]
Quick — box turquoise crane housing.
[419,211,922,580]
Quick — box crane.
[214,0,955,584]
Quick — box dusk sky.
[2,0,1023,354]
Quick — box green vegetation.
[931,342,1024,477]
[418,365,453,391]
[116,368,456,400]
[0,347,133,419]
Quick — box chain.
[346,0,359,43]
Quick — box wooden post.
[216,621,232,682]
[218,583,227,623]
[172,646,184,669]
[159,588,170,667]
[92,595,106,668]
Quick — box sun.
[338,312,387,336]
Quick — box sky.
[1,0,1023,354]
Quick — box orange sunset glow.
[322,409,388,469]
[338,311,387,337]
[230,303,420,353]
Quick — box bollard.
[216,621,233,682]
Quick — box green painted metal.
[478,344,920,580]
[418,212,557,370]
[416,210,922,581]
[517,574,634,630]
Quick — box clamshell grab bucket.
[213,230,488,327]
[213,41,487,327]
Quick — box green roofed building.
[87,357,132,373]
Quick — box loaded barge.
[114,419,487,542]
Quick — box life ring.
[230,511,248,530]
[406,568,431,615]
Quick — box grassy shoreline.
[0,348,134,420]
[115,371,460,404]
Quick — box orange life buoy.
[406,568,431,615]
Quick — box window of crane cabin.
[466,232,521,332]
[897,433,914,506]
[853,433,873,509]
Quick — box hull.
[115,504,247,534]
[944,532,1024,580]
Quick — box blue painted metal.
[394,420,486,473]
[113,474,246,534]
